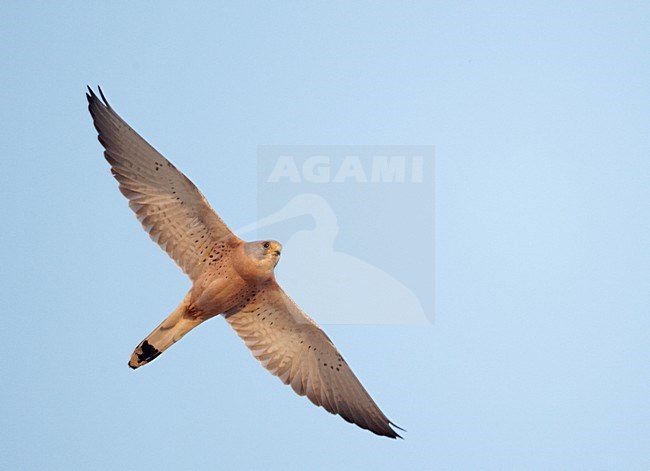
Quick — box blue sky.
[1,1,649,469]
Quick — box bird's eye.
[263,242,270,249]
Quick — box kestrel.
[87,87,403,439]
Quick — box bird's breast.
[190,274,252,318]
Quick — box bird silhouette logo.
[237,193,428,324]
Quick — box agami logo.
[267,155,424,183]
[256,145,435,325]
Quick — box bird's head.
[244,240,283,273]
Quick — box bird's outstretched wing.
[225,280,403,439]
[87,87,239,281]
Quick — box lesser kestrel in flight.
[87,87,403,439]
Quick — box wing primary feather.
[97,85,110,107]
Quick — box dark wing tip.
[360,418,404,439]
[385,424,404,439]
[371,420,404,439]
[85,85,110,108]
[97,85,111,108]
[86,85,95,104]
[390,421,406,433]
[388,420,406,439]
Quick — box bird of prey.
[86,87,403,439]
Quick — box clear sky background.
[1,2,649,469]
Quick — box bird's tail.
[128,293,203,369]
